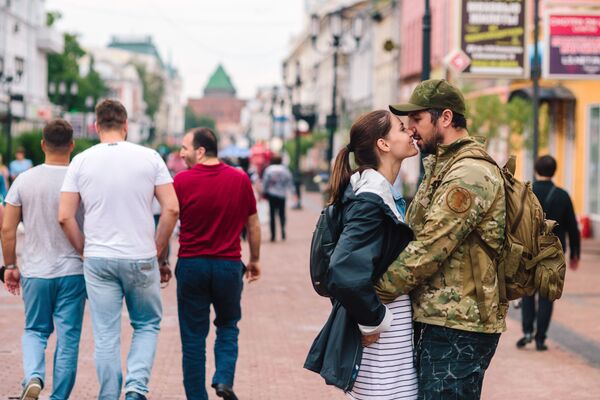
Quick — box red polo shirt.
[174,162,257,260]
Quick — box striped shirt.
[347,295,418,400]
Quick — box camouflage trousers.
[415,323,500,400]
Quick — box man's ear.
[196,146,206,161]
[441,109,454,128]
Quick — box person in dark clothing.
[517,155,580,351]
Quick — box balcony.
[37,26,64,54]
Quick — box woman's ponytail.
[328,146,352,205]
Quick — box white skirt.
[347,295,418,400]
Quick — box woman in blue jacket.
[305,110,419,399]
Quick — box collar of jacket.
[423,135,487,175]
[346,168,404,223]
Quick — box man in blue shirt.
[9,147,33,181]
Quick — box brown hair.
[43,119,73,151]
[95,99,127,132]
[329,110,392,205]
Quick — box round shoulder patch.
[446,186,472,213]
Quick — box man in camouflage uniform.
[375,79,507,399]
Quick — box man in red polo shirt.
[174,127,261,400]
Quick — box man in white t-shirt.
[58,100,179,400]
[3,119,85,400]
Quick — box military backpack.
[432,147,566,319]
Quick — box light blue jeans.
[21,274,86,400]
[83,257,162,400]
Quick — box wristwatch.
[160,260,170,267]
[3,264,17,270]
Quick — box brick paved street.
[1,192,600,399]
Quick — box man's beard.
[184,154,196,168]
[419,125,443,155]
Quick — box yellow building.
[502,78,600,238]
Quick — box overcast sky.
[46,0,306,100]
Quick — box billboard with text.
[544,11,600,79]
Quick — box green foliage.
[506,97,532,137]
[466,94,550,154]
[46,11,62,27]
[466,95,505,140]
[134,63,165,119]
[184,106,217,132]
[283,131,328,172]
[0,130,99,165]
[47,33,108,112]
[15,131,45,165]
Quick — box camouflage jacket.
[375,136,507,333]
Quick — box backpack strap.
[429,147,507,322]
[429,147,498,193]
[544,185,557,210]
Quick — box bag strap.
[428,147,510,321]
[544,185,557,210]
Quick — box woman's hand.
[361,332,380,347]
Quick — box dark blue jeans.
[176,257,244,400]
[416,323,500,400]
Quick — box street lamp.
[85,95,95,138]
[283,60,304,209]
[49,80,79,114]
[0,57,25,166]
[310,10,364,174]
[269,85,279,142]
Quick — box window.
[14,56,24,78]
[589,105,600,215]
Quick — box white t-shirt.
[6,164,83,278]
[61,141,173,259]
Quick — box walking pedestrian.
[304,110,418,399]
[261,155,294,242]
[9,147,33,182]
[58,99,180,400]
[516,155,580,351]
[2,119,85,400]
[0,154,10,199]
[375,79,507,399]
[175,127,261,400]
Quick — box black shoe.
[125,392,147,400]
[20,377,43,400]
[213,383,238,400]
[282,232,286,240]
[536,341,548,351]
[516,333,533,348]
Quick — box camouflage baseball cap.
[389,79,466,116]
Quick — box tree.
[134,63,165,119]
[466,94,505,140]
[47,29,108,112]
[184,106,216,132]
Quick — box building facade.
[80,47,150,143]
[0,0,63,134]
[187,64,246,140]
[108,36,184,143]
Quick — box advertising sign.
[459,0,528,77]
[544,11,600,79]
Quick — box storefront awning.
[508,86,576,103]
